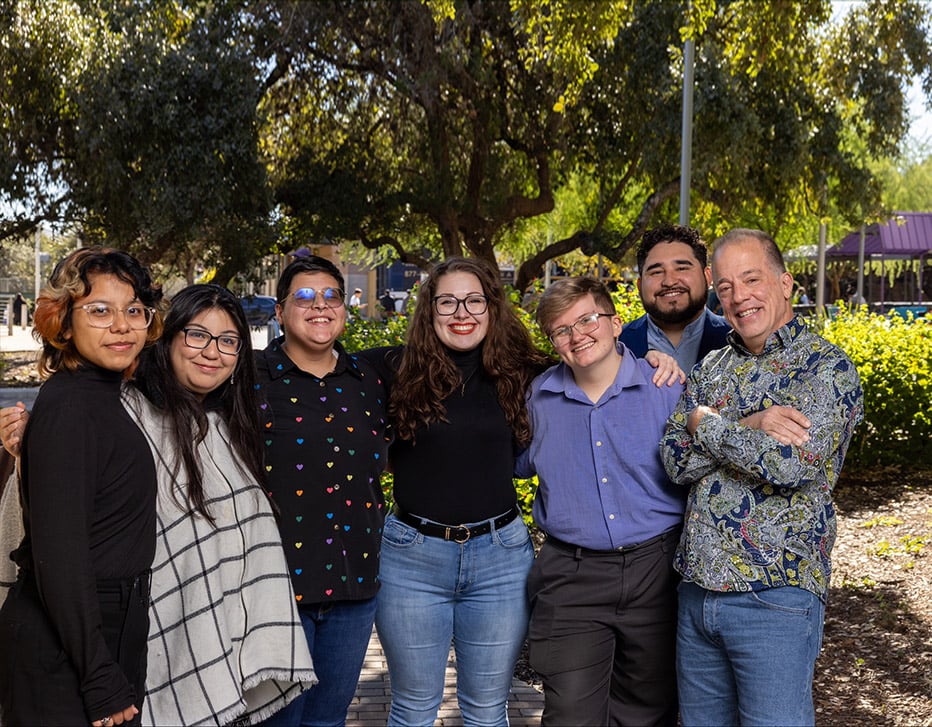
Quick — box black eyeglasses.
[548,312,614,346]
[181,328,243,355]
[432,294,489,316]
[283,287,345,309]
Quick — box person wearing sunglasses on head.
[257,257,391,727]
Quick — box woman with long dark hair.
[0,247,163,727]
[126,284,316,725]
[363,257,552,726]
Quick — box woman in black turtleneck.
[363,257,551,726]
[0,248,162,727]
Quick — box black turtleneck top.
[362,345,517,524]
[13,364,157,717]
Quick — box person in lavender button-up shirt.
[516,277,685,726]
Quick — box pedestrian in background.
[11,293,28,329]
[348,287,366,320]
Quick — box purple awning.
[828,212,932,257]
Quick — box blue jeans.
[263,597,377,727]
[676,581,825,727]
[376,512,534,727]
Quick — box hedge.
[818,306,931,468]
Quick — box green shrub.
[817,306,931,468]
[612,285,646,324]
[514,477,539,525]
[341,314,408,353]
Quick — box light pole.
[679,32,695,225]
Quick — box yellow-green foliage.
[341,314,408,352]
[612,285,646,324]
[818,306,931,468]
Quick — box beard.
[644,291,708,326]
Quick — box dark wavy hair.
[636,223,708,272]
[389,257,551,446]
[132,284,265,522]
[33,247,163,377]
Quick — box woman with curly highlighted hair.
[0,247,163,727]
[362,257,552,726]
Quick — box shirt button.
[596,441,603,446]
[601,477,608,483]
[319,381,325,387]
[609,514,616,520]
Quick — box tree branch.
[359,232,435,271]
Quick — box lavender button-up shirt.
[516,344,686,550]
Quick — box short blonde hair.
[536,278,615,336]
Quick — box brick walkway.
[347,628,544,726]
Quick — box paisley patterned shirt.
[661,316,863,600]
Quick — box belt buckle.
[446,525,471,543]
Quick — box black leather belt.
[547,528,678,557]
[393,506,520,544]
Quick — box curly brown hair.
[34,247,164,377]
[389,257,551,447]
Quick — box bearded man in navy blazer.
[620,224,730,371]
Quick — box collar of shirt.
[726,314,805,357]
[538,342,651,405]
[258,336,363,381]
[645,308,707,371]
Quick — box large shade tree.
[259,0,932,289]
[0,0,273,284]
[2,0,930,288]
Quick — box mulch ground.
[516,467,932,726]
[0,351,41,386]
[815,466,932,725]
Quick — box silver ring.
[100,718,112,726]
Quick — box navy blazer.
[619,310,731,368]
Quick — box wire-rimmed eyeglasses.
[283,287,345,309]
[548,312,614,346]
[181,327,243,355]
[77,303,155,330]
[432,294,489,317]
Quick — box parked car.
[239,295,277,327]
